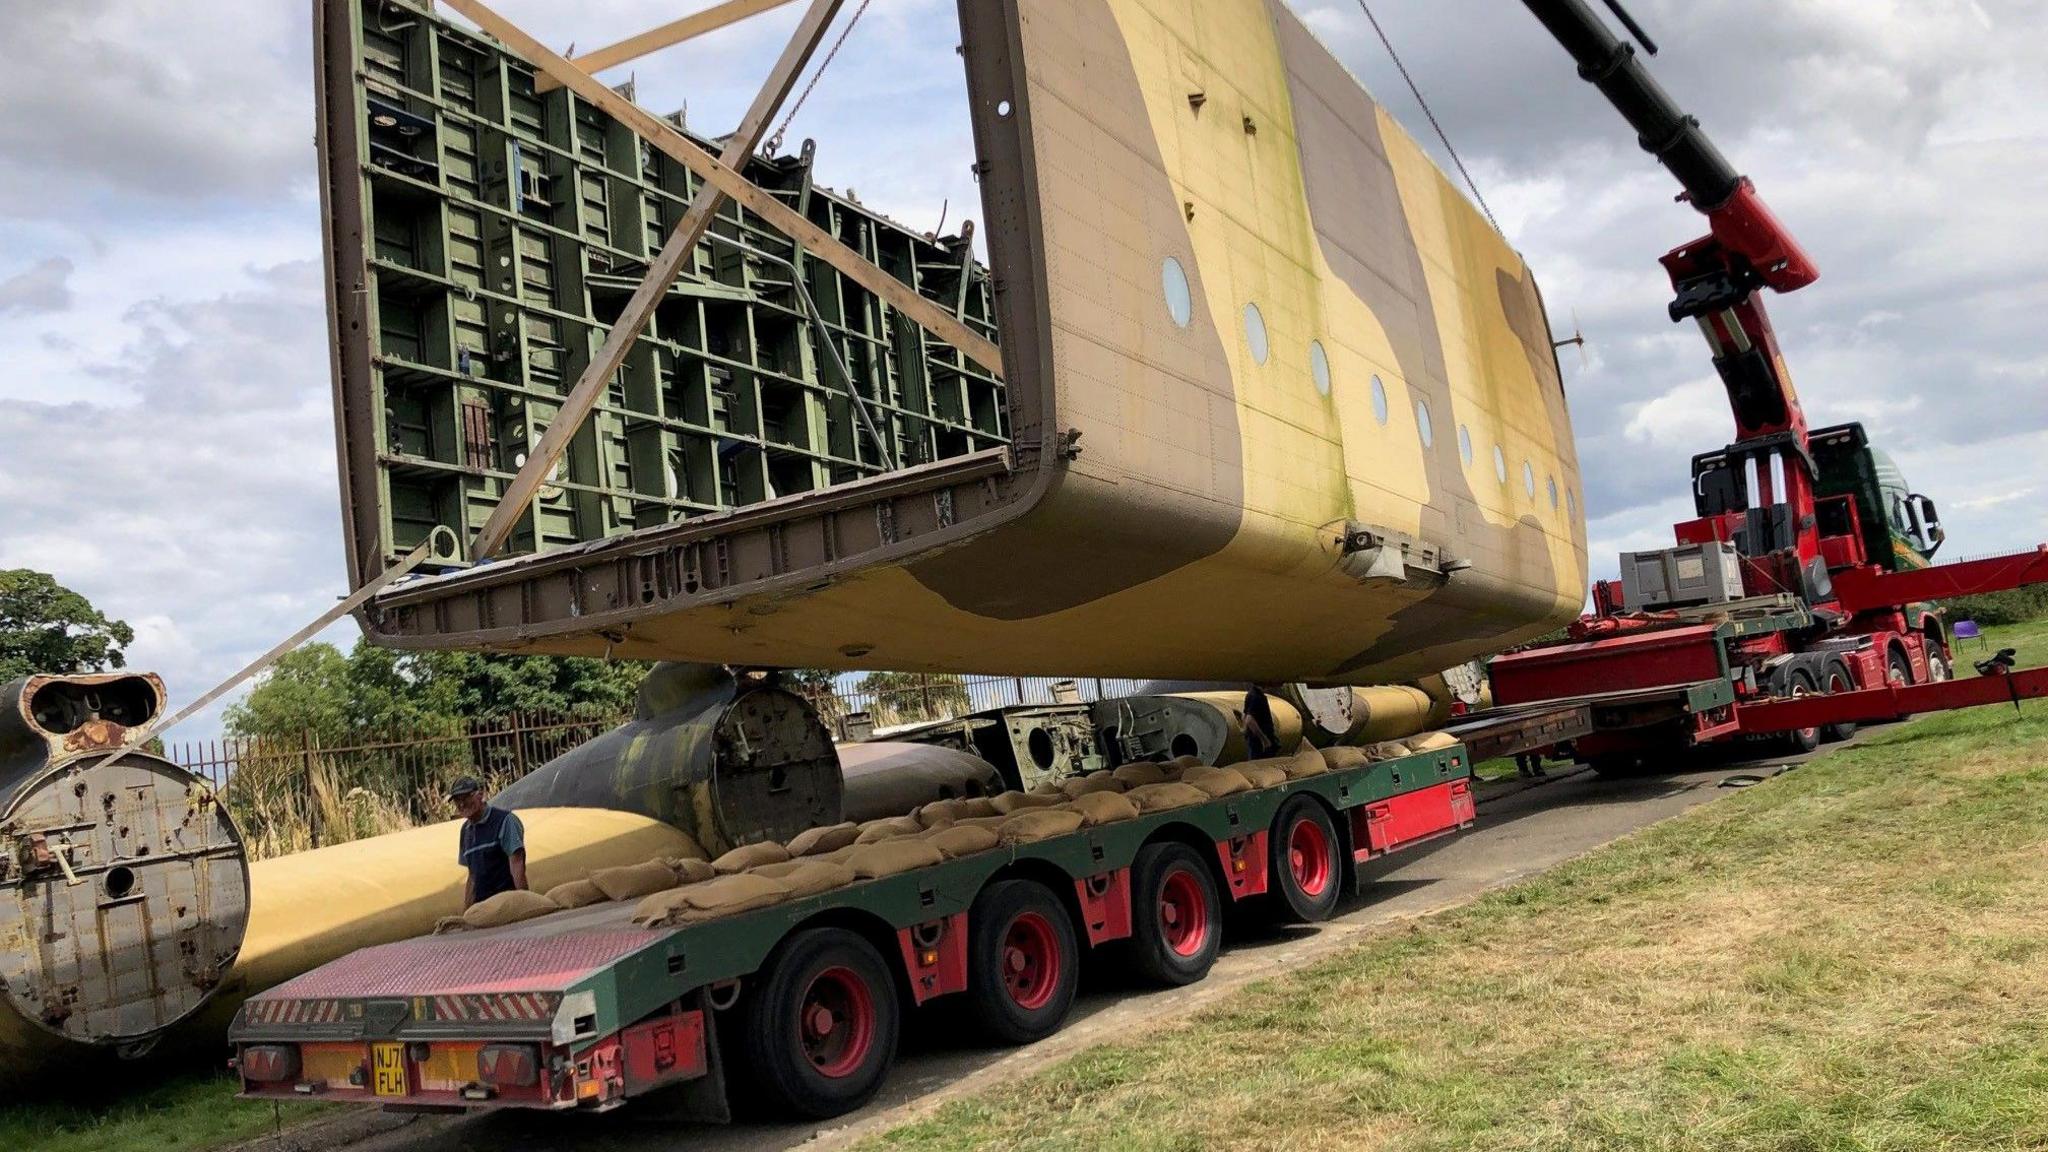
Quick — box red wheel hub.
[1000,911,1062,1011]
[1287,816,1332,898]
[1158,868,1210,958]
[798,966,875,1079]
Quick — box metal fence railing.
[170,674,1157,858]
[167,710,630,859]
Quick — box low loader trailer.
[229,742,1474,1119]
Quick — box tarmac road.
[290,751,1805,1152]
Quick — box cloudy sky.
[1,0,2043,740]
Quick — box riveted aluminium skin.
[0,673,250,1082]
[325,0,1586,685]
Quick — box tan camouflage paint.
[360,0,1586,685]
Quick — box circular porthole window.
[1492,444,1508,484]
[1243,303,1269,365]
[1310,340,1331,396]
[1458,425,1474,467]
[1523,460,1537,498]
[1548,475,1560,509]
[1161,257,1193,328]
[1370,375,1389,426]
[1416,399,1434,448]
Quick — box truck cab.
[1810,423,1944,571]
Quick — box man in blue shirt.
[450,776,527,908]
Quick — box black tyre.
[1269,795,1342,923]
[734,927,899,1120]
[1780,666,1822,754]
[1127,842,1222,986]
[965,880,1079,1045]
[1819,657,1858,743]
[1887,646,1914,688]
[1925,642,1951,683]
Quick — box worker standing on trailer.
[451,776,527,908]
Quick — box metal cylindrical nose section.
[0,674,249,1061]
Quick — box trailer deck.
[232,743,1475,1117]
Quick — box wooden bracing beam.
[535,0,805,93]
[462,0,839,561]
[448,0,1005,562]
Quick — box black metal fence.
[170,674,1156,856]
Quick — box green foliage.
[0,1070,327,1152]
[222,637,647,742]
[1939,584,2048,627]
[0,569,134,680]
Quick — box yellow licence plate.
[371,1042,407,1097]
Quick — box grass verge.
[870,626,2048,1151]
[0,1071,329,1152]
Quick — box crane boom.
[1523,0,1828,600]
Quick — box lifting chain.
[764,0,874,156]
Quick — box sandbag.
[1182,766,1253,799]
[1405,731,1459,753]
[544,878,607,909]
[1111,760,1175,787]
[855,815,924,844]
[433,915,469,935]
[670,857,718,884]
[1319,746,1373,772]
[774,861,858,899]
[1366,740,1410,761]
[787,822,860,858]
[631,886,698,926]
[916,796,999,828]
[1238,759,1291,789]
[844,839,945,879]
[1125,781,1210,813]
[925,822,1001,858]
[1067,790,1140,826]
[1061,771,1126,799]
[1168,754,1206,772]
[462,888,560,929]
[999,807,1086,845]
[713,841,792,874]
[1282,742,1329,780]
[668,873,794,924]
[990,790,1065,815]
[591,859,683,902]
[1028,781,1068,797]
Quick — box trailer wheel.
[1780,667,1822,754]
[1820,657,1858,744]
[965,880,1078,1044]
[1128,842,1222,986]
[735,927,899,1119]
[1887,646,1914,687]
[1269,796,1342,923]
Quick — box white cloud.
[3,0,2045,745]
[0,256,74,315]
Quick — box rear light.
[241,1045,301,1084]
[477,1043,540,1088]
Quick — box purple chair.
[1953,619,1984,650]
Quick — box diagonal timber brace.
[536,0,807,93]
[460,0,839,561]
[447,0,1006,563]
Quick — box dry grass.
[226,755,513,859]
[871,646,2048,1150]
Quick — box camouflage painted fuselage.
[332,0,1587,684]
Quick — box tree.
[223,637,650,742]
[0,570,135,681]
[855,671,971,727]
